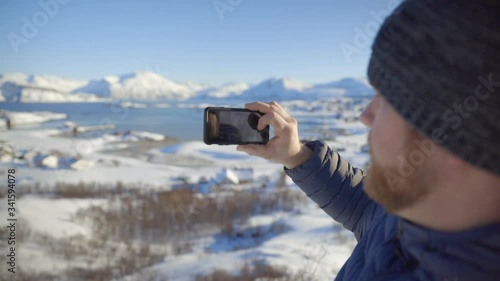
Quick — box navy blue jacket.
[286,141,500,281]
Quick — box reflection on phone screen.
[207,110,268,144]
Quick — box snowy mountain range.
[0,71,373,103]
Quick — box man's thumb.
[237,144,266,158]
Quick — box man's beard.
[363,129,434,214]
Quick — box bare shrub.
[10,182,310,280]
[216,191,259,235]
[11,270,56,281]
[53,181,118,198]
[195,261,289,281]
[14,217,164,281]
[196,269,234,281]
[16,181,148,199]
[75,187,306,245]
[30,231,164,281]
[9,218,32,244]
[75,188,216,243]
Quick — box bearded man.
[237,0,500,280]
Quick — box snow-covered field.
[0,94,370,280]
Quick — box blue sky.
[0,0,402,85]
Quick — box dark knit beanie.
[367,0,500,176]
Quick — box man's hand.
[237,101,312,169]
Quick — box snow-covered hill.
[195,82,250,99]
[116,71,205,100]
[0,73,100,102]
[82,71,206,100]
[310,77,373,98]
[0,72,374,103]
[234,78,312,101]
[229,77,374,101]
[0,73,88,92]
[71,78,113,98]
[0,71,207,102]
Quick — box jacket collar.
[393,217,500,280]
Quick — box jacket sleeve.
[285,140,385,240]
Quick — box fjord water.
[0,102,205,141]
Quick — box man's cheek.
[370,128,399,166]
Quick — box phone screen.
[204,107,269,145]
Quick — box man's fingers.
[237,144,268,158]
[257,111,287,131]
[236,144,253,154]
[245,101,291,121]
[267,101,290,119]
[245,102,269,112]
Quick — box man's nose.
[360,97,376,128]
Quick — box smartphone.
[204,107,270,145]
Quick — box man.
[237,0,500,280]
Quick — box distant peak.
[118,72,137,83]
[116,71,169,83]
[259,77,311,91]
